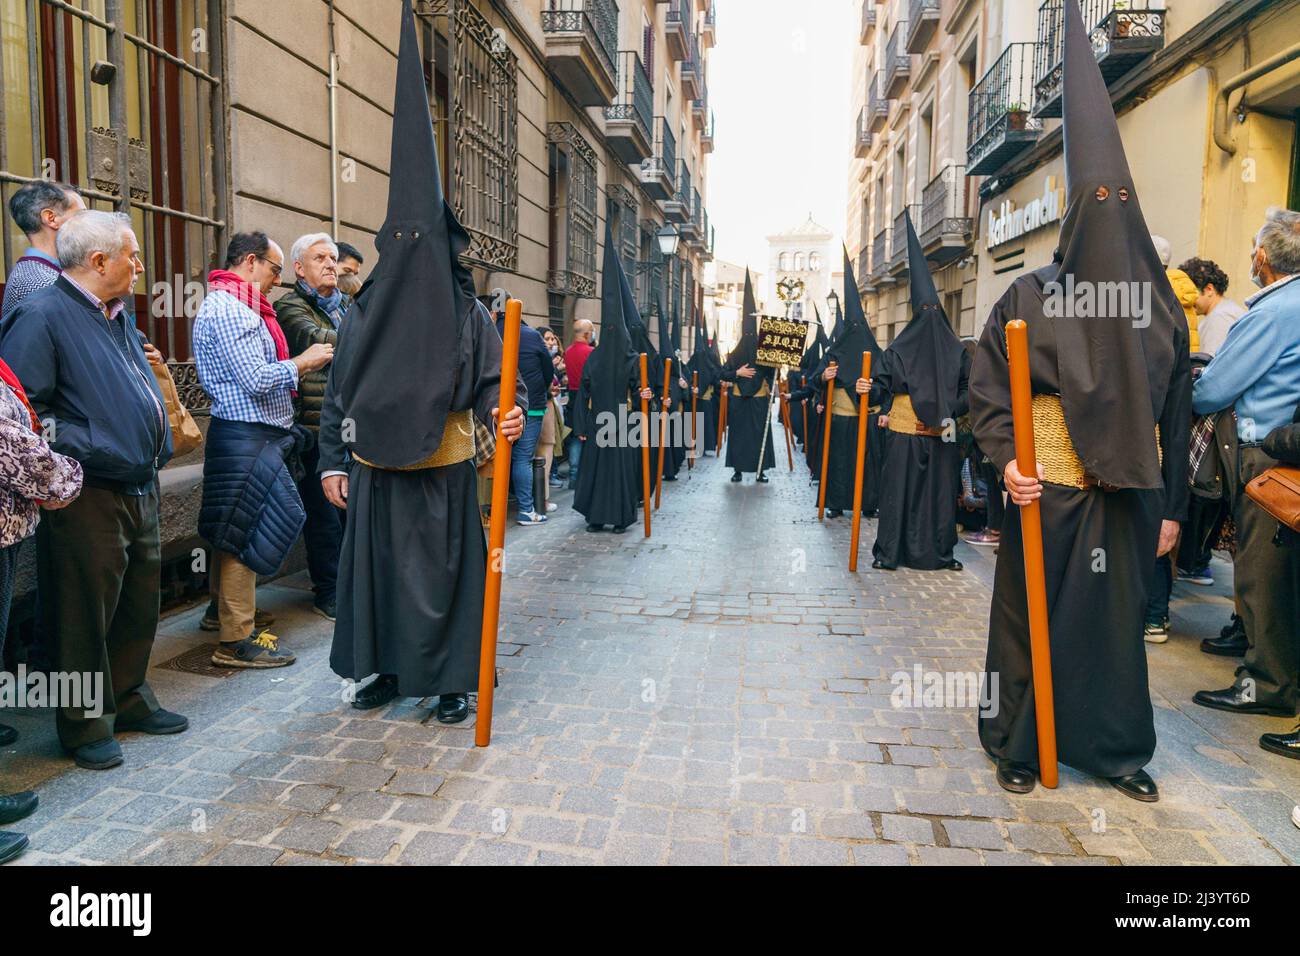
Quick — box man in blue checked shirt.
[1191,206,1300,724]
[193,232,333,670]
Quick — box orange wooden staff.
[779,379,795,471]
[689,370,698,470]
[476,296,522,748]
[1006,319,1058,789]
[655,358,671,509]
[816,363,836,520]
[639,353,652,538]
[717,386,729,455]
[848,352,873,571]
[801,388,808,455]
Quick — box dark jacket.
[275,284,339,430]
[496,318,555,412]
[1263,405,1300,549]
[199,417,306,575]
[0,276,173,494]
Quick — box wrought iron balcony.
[919,165,972,263]
[860,1,877,45]
[869,229,891,283]
[700,111,715,153]
[702,4,716,48]
[857,246,872,294]
[855,106,874,158]
[682,188,703,242]
[967,41,1042,176]
[890,204,921,272]
[1032,0,1166,119]
[665,0,691,61]
[664,159,692,222]
[883,20,912,98]
[702,222,715,262]
[906,0,940,53]
[542,0,619,107]
[691,87,708,129]
[681,32,703,101]
[605,51,653,165]
[639,117,676,200]
[867,72,892,133]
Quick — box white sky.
[707,0,856,271]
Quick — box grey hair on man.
[55,210,134,269]
[1256,206,1300,277]
[7,180,80,237]
[290,232,338,267]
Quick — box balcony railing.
[664,159,691,221]
[967,41,1042,176]
[867,71,891,132]
[605,51,653,164]
[870,229,889,282]
[700,110,715,152]
[860,1,877,44]
[906,0,940,53]
[857,246,872,292]
[1032,0,1166,118]
[665,0,691,61]
[890,204,921,271]
[883,20,911,97]
[542,0,620,106]
[919,165,972,262]
[855,107,873,158]
[702,4,716,47]
[639,117,676,200]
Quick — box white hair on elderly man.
[54,209,134,270]
[290,232,338,267]
[1257,205,1300,276]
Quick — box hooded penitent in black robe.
[872,211,971,570]
[653,299,688,481]
[319,0,524,699]
[970,0,1190,780]
[688,308,721,456]
[720,269,775,476]
[573,224,643,530]
[793,250,886,515]
[797,314,829,479]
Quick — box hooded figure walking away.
[789,252,884,516]
[969,0,1190,802]
[871,212,970,570]
[572,224,649,533]
[318,0,525,724]
[719,269,776,482]
[688,307,721,456]
[655,299,688,482]
[797,312,831,479]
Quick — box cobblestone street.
[4,453,1299,866]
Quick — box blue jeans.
[512,414,544,514]
[298,444,344,603]
[566,433,583,489]
[1145,554,1172,626]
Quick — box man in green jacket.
[275,233,345,621]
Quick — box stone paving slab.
[2,452,1298,865]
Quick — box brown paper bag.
[150,362,204,457]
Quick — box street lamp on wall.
[825,288,840,325]
[656,224,680,258]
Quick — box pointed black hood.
[825,246,882,393]
[727,268,769,395]
[800,303,824,372]
[1050,0,1179,489]
[586,221,640,413]
[333,0,475,468]
[656,289,675,364]
[887,209,965,425]
[670,299,683,363]
[689,304,720,385]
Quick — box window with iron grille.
[636,221,661,317]
[547,122,597,298]
[607,182,638,270]
[421,1,519,271]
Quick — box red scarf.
[207,269,295,394]
[0,358,39,432]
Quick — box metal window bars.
[547,122,598,298]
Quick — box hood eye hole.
[394,230,403,239]
[1095,186,1110,201]
[412,231,421,240]
[1118,188,1130,202]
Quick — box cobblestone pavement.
[4,451,1299,865]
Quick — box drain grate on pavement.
[157,643,239,679]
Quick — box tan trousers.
[214,551,258,644]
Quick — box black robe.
[871,349,971,568]
[719,355,776,476]
[320,305,517,698]
[970,269,1190,777]
[572,359,642,528]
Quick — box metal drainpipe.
[327,0,340,237]
[1213,42,1300,155]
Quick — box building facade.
[765,215,834,326]
[847,0,1300,346]
[0,0,719,596]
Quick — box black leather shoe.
[942,559,964,571]
[0,832,28,865]
[0,723,16,747]
[436,693,470,724]
[1201,617,1247,657]
[1109,769,1159,802]
[756,473,769,483]
[116,708,189,735]
[826,509,843,518]
[586,524,605,533]
[1260,726,1300,760]
[871,559,895,571]
[730,471,742,483]
[995,759,1036,794]
[71,737,123,770]
[1193,685,1292,717]
[612,524,630,534]
[353,674,400,711]
[0,791,38,825]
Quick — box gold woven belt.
[887,394,942,437]
[1031,395,1160,490]
[831,387,858,417]
[352,409,476,471]
[731,380,770,398]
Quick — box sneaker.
[1177,565,1214,586]
[964,529,1000,547]
[1292,805,1300,830]
[516,511,548,526]
[546,501,558,513]
[313,598,337,622]
[212,632,297,669]
[201,603,275,632]
[1144,621,1169,644]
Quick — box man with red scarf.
[193,232,333,668]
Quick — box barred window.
[547,122,597,298]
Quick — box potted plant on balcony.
[1113,0,1133,37]
[1006,102,1029,130]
